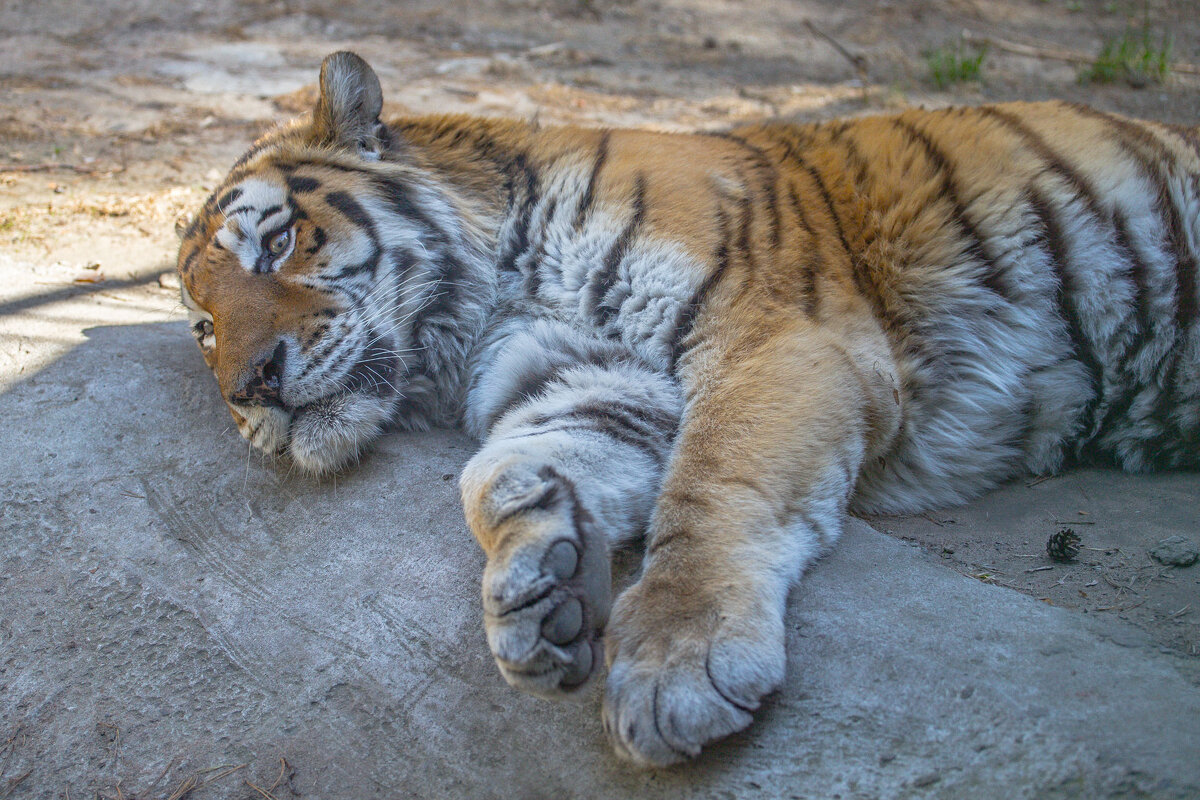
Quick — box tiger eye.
[267,229,291,257]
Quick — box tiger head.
[176,52,493,475]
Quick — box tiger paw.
[472,461,611,698]
[600,575,786,766]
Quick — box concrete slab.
[1,268,1199,798]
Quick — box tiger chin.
[176,51,1200,766]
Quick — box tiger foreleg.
[460,324,682,698]
[602,320,899,765]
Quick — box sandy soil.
[2,0,1198,679]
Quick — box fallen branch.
[1,771,32,800]
[804,19,869,82]
[963,32,1200,76]
[1097,598,1147,612]
[0,162,120,175]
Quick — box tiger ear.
[312,51,388,160]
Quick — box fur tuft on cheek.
[287,392,395,474]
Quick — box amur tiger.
[175,51,1200,766]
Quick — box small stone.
[1150,536,1199,567]
[913,771,941,788]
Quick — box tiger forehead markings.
[177,51,1200,767]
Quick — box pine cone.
[1046,528,1081,562]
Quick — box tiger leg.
[602,319,899,765]
[459,320,681,698]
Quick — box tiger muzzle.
[229,341,288,408]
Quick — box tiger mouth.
[295,345,401,413]
[240,345,405,474]
[237,346,402,464]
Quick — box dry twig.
[1097,599,1147,612]
[803,20,869,82]
[165,763,247,800]
[245,781,280,800]
[0,770,32,800]
[1167,604,1192,620]
[0,162,119,175]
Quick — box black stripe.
[375,177,443,237]
[734,184,756,277]
[981,105,1156,388]
[978,107,1110,231]
[769,128,893,329]
[305,226,326,256]
[1073,107,1199,448]
[786,184,818,315]
[590,173,648,325]
[286,175,320,194]
[524,403,668,464]
[323,191,381,279]
[257,204,283,223]
[1027,188,1105,441]
[716,133,783,252]
[574,131,611,230]
[497,155,540,274]
[485,348,630,429]
[892,117,1009,301]
[416,249,469,320]
[324,191,378,240]
[829,121,873,189]
[226,141,273,174]
[335,249,381,279]
[215,188,242,214]
[1072,106,1198,336]
[179,248,198,276]
[1163,123,1200,162]
[525,196,559,299]
[670,202,735,370]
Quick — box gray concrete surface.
[1,258,1199,799]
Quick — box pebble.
[912,771,941,788]
[1149,536,1199,568]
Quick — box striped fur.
[176,52,1200,766]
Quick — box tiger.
[175,50,1200,766]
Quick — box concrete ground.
[3,1,1200,798]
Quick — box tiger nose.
[229,341,288,408]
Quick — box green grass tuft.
[924,41,988,90]
[1080,25,1172,86]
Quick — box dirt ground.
[2,0,1199,727]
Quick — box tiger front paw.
[600,573,786,766]
[466,460,611,698]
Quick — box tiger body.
[176,52,1200,766]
